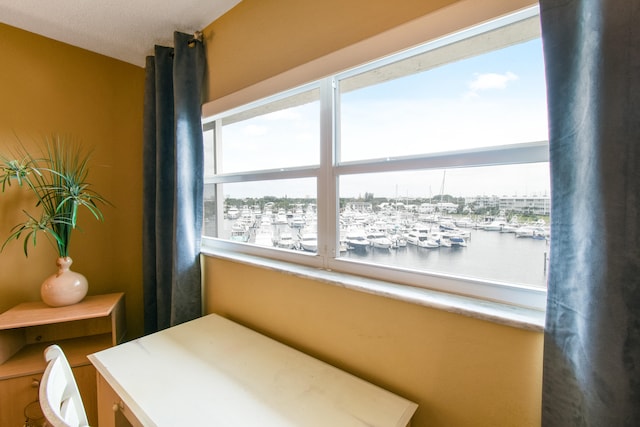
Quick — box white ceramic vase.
[40,257,88,307]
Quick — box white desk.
[88,314,417,426]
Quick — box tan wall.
[0,23,146,338]
[204,257,543,427]
[202,1,543,426]
[203,0,459,100]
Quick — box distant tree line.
[203,191,549,223]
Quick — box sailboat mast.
[439,170,446,205]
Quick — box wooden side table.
[0,292,126,426]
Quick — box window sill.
[201,248,545,333]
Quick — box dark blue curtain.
[143,32,205,333]
[540,1,640,425]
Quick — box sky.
[205,35,550,201]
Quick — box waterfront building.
[499,196,551,215]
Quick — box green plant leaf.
[0,135,111,258]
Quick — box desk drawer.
[96,372,143,427]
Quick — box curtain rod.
[188,31,203,47]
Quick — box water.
[216,219,549,289]
[343,228,548,288]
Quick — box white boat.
[438,220,457,231]
[406,231,440,248]
[254,226,274,247]
[345,230,370,251]
[454,217,474,228]
[260,215,273,227]
[429,231,451,247]
[441,231,467,247]
[483,217,508,231]
[500,224,519,233]
[275,209,288,224]
[276,232,297,249]
[226,206,240,219]
[389,233,407,248]
[299,232,318,252]
[515,226,547,240]
[252,205,262,219]
[405,225,424,246]
[500,218,521,233]
[366,231,392,249]
[263,207,274,222]
[229,223,249,242]
[239,208,256,228]
[438,223,469,246]
[290,214,306,228]
[406,224,439,248]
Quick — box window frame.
[201,5,548,311]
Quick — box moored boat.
[483,217,508,231]
[276,232,297,249]
[406,224,440,248]
[229,222,249,242]
[366,231,393,249]
[345,229,370,251]
[254,226,275,247]
[299,231,318,252]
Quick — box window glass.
[338,22,546,162]
[204,179,317,252]
[338,164,550,287]
[219,89,320,173]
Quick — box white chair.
[39,344,90,427]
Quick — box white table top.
[88,314,417,426]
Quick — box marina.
[217,203,550,289]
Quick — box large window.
[202,6,549,309]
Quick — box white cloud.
[468,71,518,92]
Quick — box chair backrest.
[39,344,90,427]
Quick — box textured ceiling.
[0,0,241,67]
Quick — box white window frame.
[201,5,548,311]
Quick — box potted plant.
[0,135,111,306]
